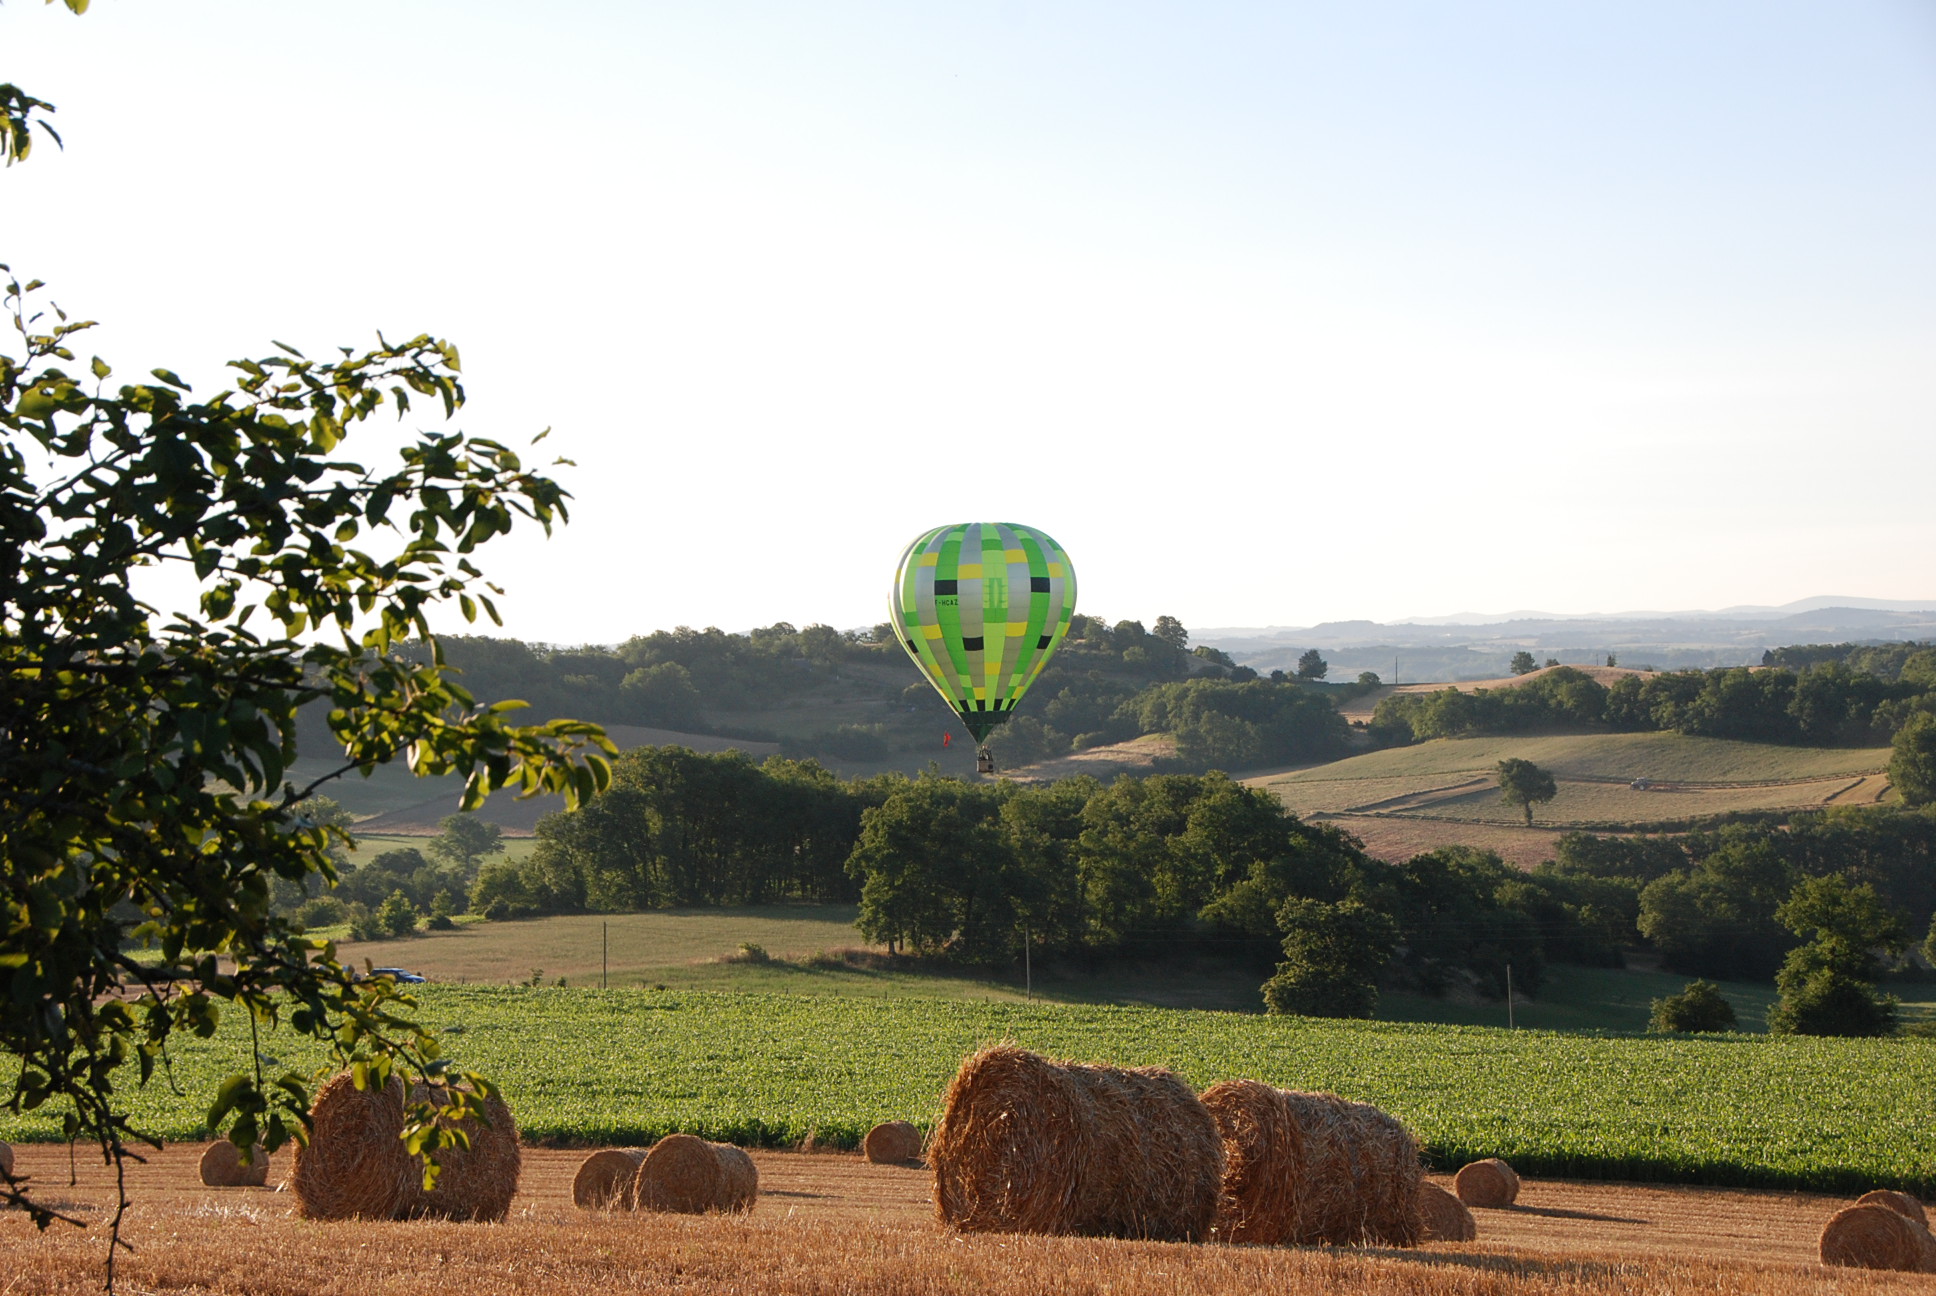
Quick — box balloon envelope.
[889,522,1077,743]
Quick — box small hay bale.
[198,1140,269,1188]
[291,1073,416,1221]
[1453,1158,1520,1209]
[863,1120,924,1165]
[1821,1202,1936,1272]
[635,1134,725,1214]
[398,1083,521,1222]
[928,1044,1223,1242]
[715,1144,758,1213]
[573,1149,647,1210]
[1417,1181,1477,1242]
[1856,1190,1929,1229]
[1200,1079,1304,1244]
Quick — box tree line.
[1370,663,1936,748]
[457,746,1936,1034]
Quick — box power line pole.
[602,921,609,990]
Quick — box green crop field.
[6,989,1932,1196]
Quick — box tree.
[376,889,422,939]
[1356,671,1381,688]
[0,271,614,1264]
[1152,615,1189,651]
[1509,651,1537,676]
[1649,979,1737,1033]
[1295,648,1328,680]
[1767,875,1906,1037]
[1495,758,1558,825]
[1888,713,1936,807]
[428,814,506,872]
[1261,898,1397,1018]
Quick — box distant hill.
[1197,598,1936,682]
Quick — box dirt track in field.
[1,1141,1902,1294]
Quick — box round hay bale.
[1821,1202,1936,1272]
[1276,1090,1423,1246]
[928,1044,1223,1242]
[1856,1190,1929,1229]
[572,1148,646,1210]
[1454,1158,1520,1208]
[398,1083,521,1222]
[863,1120,924,1165]
[1201,1080,1304,1244]
[635,1134,726,1214]
[291,1073,416,1221]
[198,1140,269,1188]
[1417,1181,1477,1242]
[0,1140,13,1179]
[715,1144,758,1213]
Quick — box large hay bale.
[715,1144,759,1213]
[0,1140,13,1178]
[198,1140,269,1188]
[291,1073,416,1221]
[1821,1202,1936,1272]
[1202,1082,1423,1247]
[929,1044,1223,1242]
[1417,1181,1477,1242]
[1453,1158,1520,1208]
[1856,1189,1929,1229]
[635,1134,726,1214]
[573,1149,647,1210]
[397,1083,521,1222]
[863,1120,924,1165]
[1200,1080,1304,1244]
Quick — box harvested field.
[1319,816,1576,869]
[1,1142,1924,1295]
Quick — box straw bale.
[1821,1202,1936,1273]
[1417,1181,1477,1242]
[715,1144,759,1213]
[1453,1158,1520,1208]
[398,1083,521,1222]
[291,1073,417,1221]
[635,1134,726,1214]
[572,1149,647,1210]
[1856,1189,1929,1229]
[863,1120,924,1165]
[928,1044,1223,1242]
[198,1140,269,1188]
[1273,1090,1422,1246]
[1200,1080,1304,1244]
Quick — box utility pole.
[1023,925,1032,1001]
[602,921,609,990]
[1506,962,1514,1029]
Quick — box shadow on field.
[1501,1204,1649,1224]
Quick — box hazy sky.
[10,2,1934,642]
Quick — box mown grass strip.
[6,988,1930,1195]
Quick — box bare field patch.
[335,906,879,987]
[1321,817,1579,869]
[2,1142,1914,1296]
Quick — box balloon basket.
[976,746,995,776]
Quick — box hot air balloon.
[889,522,1077,774]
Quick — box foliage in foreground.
[7,987,1936,1197]
[0,264,612,1242]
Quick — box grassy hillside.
[8,987,1935,1194]
[1249,732,1892,839]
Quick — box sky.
[8,1,1934,643]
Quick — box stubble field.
[0,1142,1919,1296]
